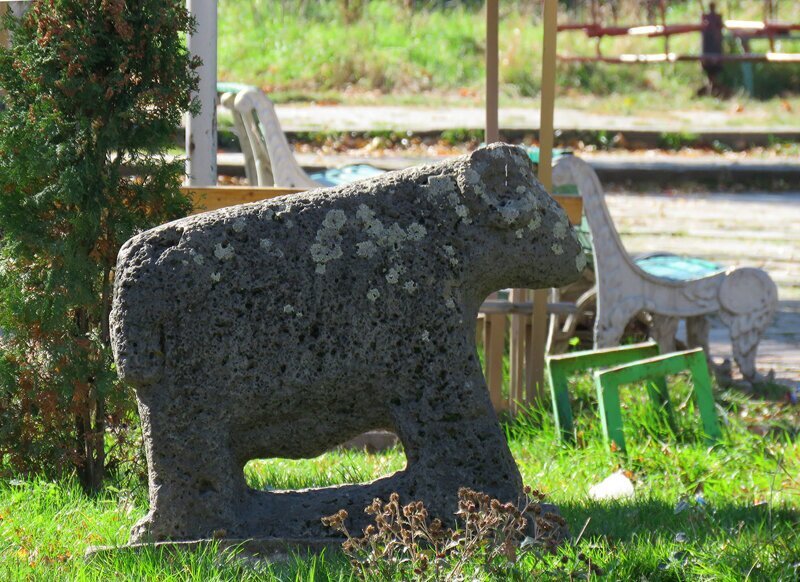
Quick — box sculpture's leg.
[650,314,679,353]
[132,396,243,543]
[390,370,524,521]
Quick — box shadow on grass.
[557,498,800,543]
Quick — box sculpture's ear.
[456,143,550,229]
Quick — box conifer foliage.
[0,0,199,491]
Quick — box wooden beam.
[526,0,560,405]
[485,0,499,143]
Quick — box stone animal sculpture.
[111,144,584,543]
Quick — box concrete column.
[186,0,217,186]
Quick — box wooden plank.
[182,186,304,214]
[557,195,583,226]
[479,300,576,315]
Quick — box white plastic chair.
[233,88,318,188]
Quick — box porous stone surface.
[110,143,583,543]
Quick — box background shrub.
[0,0,199,492]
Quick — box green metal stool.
[546,342,665,441]
[594,347,721,454]
[546,344,721,453]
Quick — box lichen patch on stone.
[406,222,427,241]
[214,243,235,261]
[356,240,378,259]
[311,209,348,273]
[528,215,542,232]
[553,219,569,240]
[385,267,402,284]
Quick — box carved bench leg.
[594,301,640,349]
[650,314,679,353]
[728,320,760,382]
[686,316,710,354]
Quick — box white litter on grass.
[588,471,635,501]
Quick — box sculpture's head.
[452,144,585,295]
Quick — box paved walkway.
[265,104,800,135]
[606,192,800,387]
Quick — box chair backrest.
[220,91,263,186]
[552,156,638,281]
[233,88,318,189]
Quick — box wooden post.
[484,314,507,412]
[485,0,499,143]
[508,289,527,413]
[186,0,218,186]
[526,0,559,405]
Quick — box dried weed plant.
[322,486,596,580]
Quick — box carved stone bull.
[110,144,583,543]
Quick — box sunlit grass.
[218,0,800,110]
[2,363,797,579]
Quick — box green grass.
[1,370,797,579]
[218,0,800,112]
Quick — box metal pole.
[527,0,559,404]
[485,0,499,143]
[186,0,218,186]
